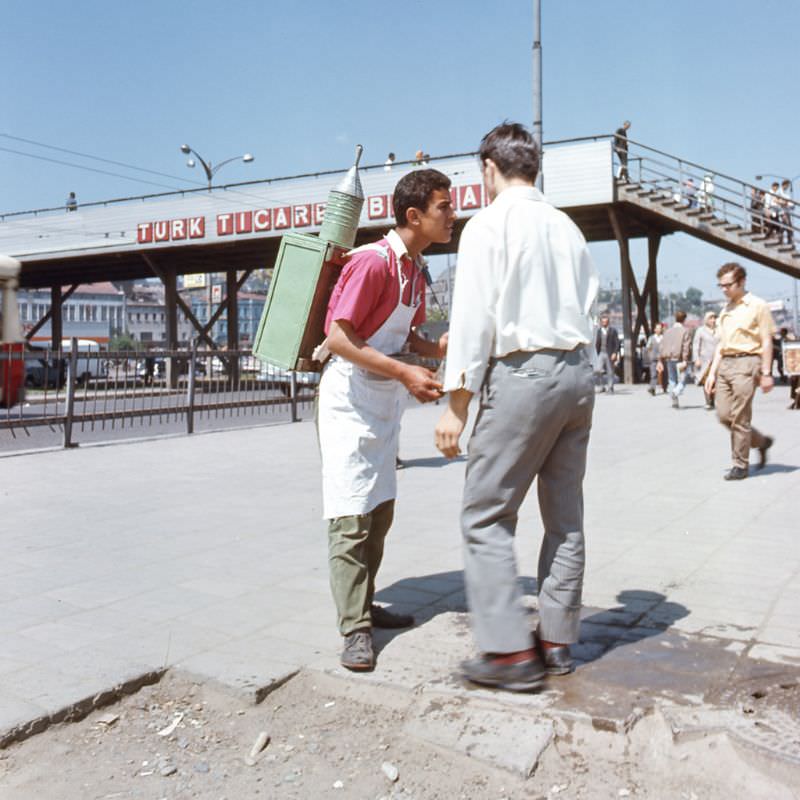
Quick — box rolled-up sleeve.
[443,216,498,393]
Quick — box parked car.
[258,361,320,396]
[61,338,108,386]
[24,347,66,389]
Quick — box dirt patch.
[0,669,798,799]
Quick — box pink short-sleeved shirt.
[324,233,426,341]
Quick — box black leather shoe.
[757,436,774,470]
[461,651,546,692]
[724,466,748,481]
[370,604,414,629]
[539,644,574,675]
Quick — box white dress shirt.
[444,185,599,393]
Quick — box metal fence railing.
[613,136,799,247]
[1,341,318,450]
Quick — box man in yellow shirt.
[705,263,776,480]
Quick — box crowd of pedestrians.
[750,181,794,245]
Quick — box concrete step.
[777,245,795,253]
[724,224,742,231]
[698,213,715,221]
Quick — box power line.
[0,133,206,187]
[0,145,180,191]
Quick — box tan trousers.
[327,500,394,636]
[715,355,767,468]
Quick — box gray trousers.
[596,351,615,390]
[462,348,595,653]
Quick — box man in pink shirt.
[318,169,454,671]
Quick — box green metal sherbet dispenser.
[252,145,365,371]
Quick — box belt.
[721,352,759,358]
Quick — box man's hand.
[435,405,468,458]
[438,332,449,359]
[656,360,664,373]
[760,374,774,394]
[402,365,442,403]
[705,373,716,395]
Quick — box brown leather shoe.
[538,644,574,675]
[461,649,545,692]
[370,604,414,629]
[341,630,374,671]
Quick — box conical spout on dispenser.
[334,144,364,199]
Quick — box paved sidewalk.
[1,382,799,766]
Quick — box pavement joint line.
[0,667,166,750]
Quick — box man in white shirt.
[435,122,599,692]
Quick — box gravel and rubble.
[1,668,798,800]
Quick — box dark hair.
[478,122,539,183]
[717,262,746,283]
[393,169,451,226]
[675,310,687,323]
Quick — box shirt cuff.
[443,364,485,394]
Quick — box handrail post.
[186,341,197,435]
[290,370,298,423]
[63,337,78,448]
[678,160,684,205]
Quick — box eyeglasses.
[717,281,738,289]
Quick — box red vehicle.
[0,255,24,408]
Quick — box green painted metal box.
[252,232,340,371]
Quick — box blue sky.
[3,0,799,304]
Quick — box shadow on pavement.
[374,577,689,668]
[757,463,798,475]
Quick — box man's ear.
[404,206,422,228]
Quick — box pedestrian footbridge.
[2,135,796,378]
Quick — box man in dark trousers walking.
[595,314,619,393]
[614,121,631,181]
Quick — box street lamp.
[178,144,254,340]
[179,144,254,189]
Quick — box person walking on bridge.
[705,263,775,480]
[318,169,454,670]
[614,120,630,182]
[435,122,598,692]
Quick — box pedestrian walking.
[705,263,775,480]
[65,192,77,212]
[594,314,619,393]
[645,321,665,395]
[435,122,599,692]
[693,311,718,408]
[659,311,693,408]
[614,120,630,181]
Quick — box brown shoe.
[461,649,545,692]
[538,643,574,675]
[341,630,374,671]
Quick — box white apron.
[318,244,421,519]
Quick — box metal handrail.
[0,151,482,221]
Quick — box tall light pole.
[178,145,254,341]
[532,0,543,190]
[180,144,254,189]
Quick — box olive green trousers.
[327,499,395,635]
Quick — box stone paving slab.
[0,383,799,757]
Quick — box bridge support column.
[226,269,239,385]
[163,268,179,389]
[647,234,661,327]
[50,285,63,350]
[608,208,635,384]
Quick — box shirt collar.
[386,228,427,268]
[492,185,546,205]
[725,292,752,312]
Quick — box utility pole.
[532,0,543,190]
